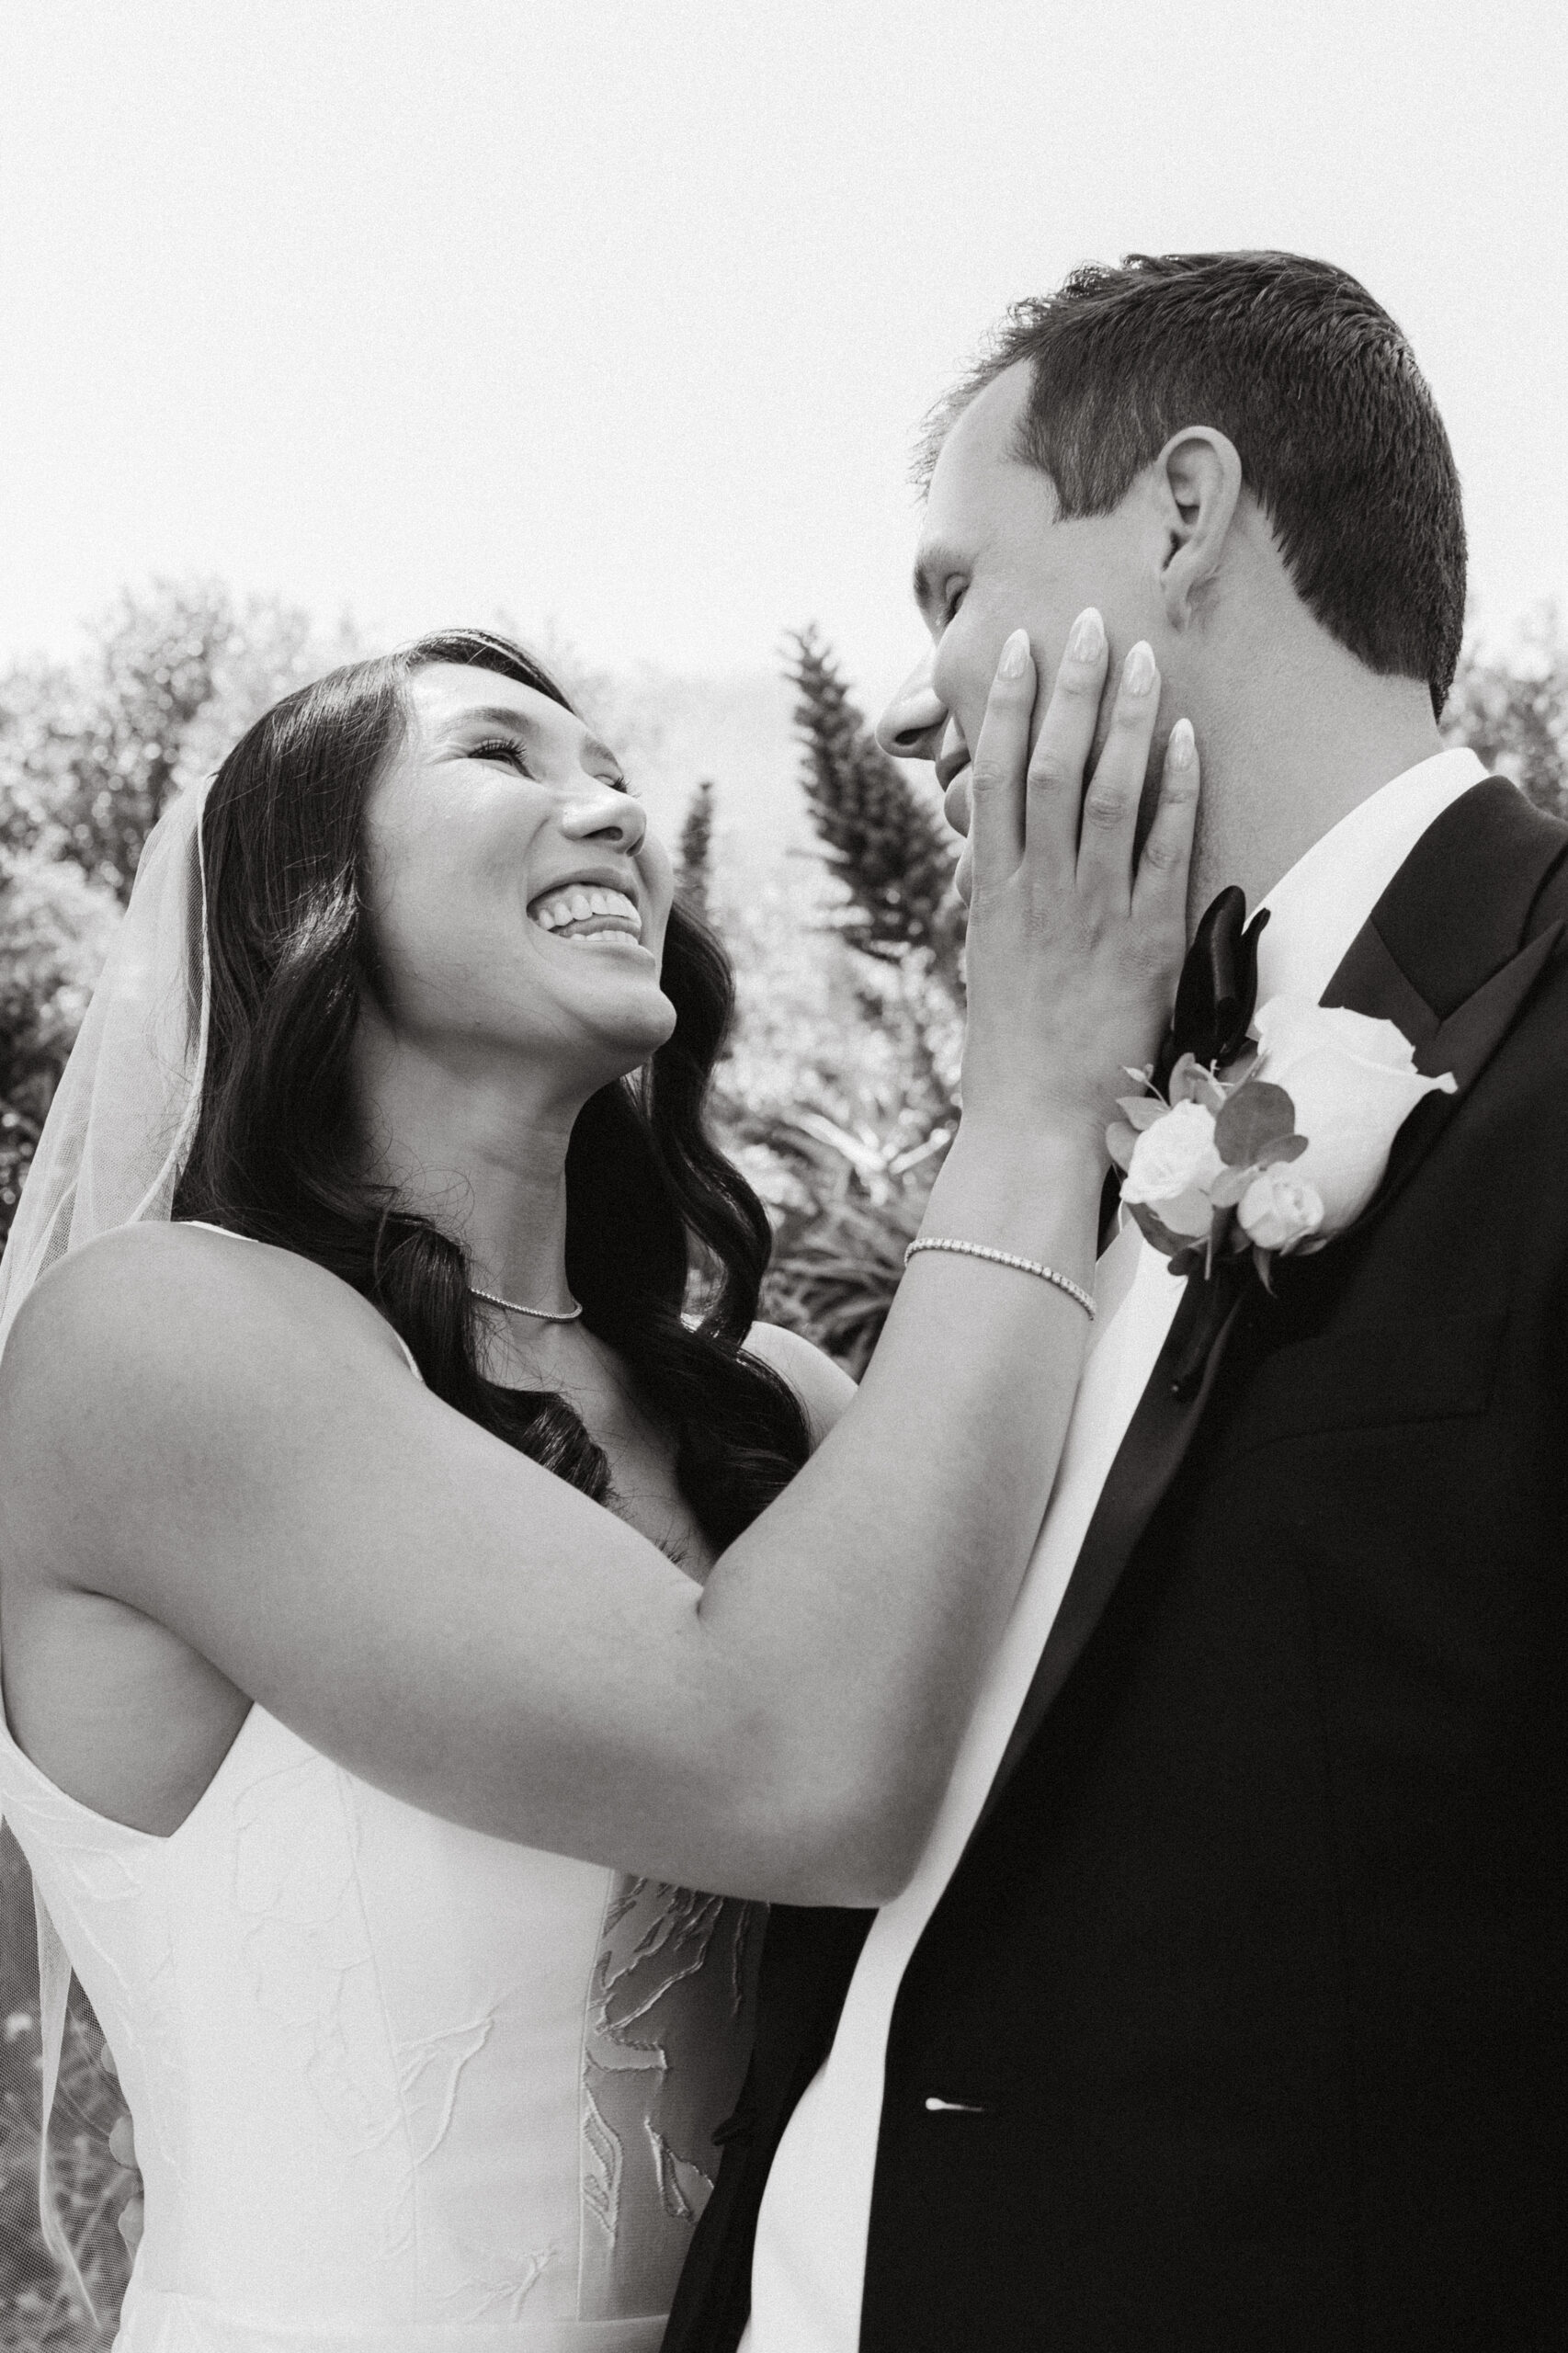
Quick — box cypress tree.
[785,626,961,992]
[676,777,715,919]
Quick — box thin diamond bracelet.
[903,1235,1096,1322]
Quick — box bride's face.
[358,664,678,1091]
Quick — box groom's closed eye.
[912,543,970,631]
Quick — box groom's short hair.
[923,252,1467,718]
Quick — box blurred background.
[2,0,1567,2338]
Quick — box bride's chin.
[554,985,677,1074]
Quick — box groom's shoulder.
[1525,806,1568,929]
[1407,778,1568,1082]
[1502,790,1568,1066]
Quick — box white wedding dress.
[0,1307,760,2350]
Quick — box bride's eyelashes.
[469,737,539,777]
[467,736,635,796]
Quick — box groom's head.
[879,252,1466,880]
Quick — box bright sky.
[3,0,1565,722]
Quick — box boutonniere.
[1108,996,1458,1288]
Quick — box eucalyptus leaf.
[1116,1096,1168,1131]
[1107,1121,1140,1171]
[1256,1131,1308,1168]
[1213,1078,1299,1168]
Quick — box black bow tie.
[1152,887,1271,1094]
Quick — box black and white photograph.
[0,3,1565,2347]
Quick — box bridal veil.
[0,779,211,2313]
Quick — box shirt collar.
[1253,746,1490,1006]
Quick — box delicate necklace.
[469,1284,584,1324]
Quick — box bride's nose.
[561,777,647,853]
[875,648,949,761]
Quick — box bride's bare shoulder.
[0,1221,409,1420]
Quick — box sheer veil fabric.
[0,780,211,1350]
[0,780,211,2315]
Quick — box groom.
[665,252,1568,2349]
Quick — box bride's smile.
[357,664,678,1115]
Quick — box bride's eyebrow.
[441,704,546,742]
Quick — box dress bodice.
[0,1695,759,2351]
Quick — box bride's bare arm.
[0,624,1195,1906]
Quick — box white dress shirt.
[741,745,1489,2353]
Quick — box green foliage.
[676,779,715,920]
[752,1108,949,1377]
[0,855,121,1231]
[0,580,356,1245]
[0,1836,132,2351]
[714,627,972,1370]
[0,580,356,904]
[0,856,120,1111]
[1443,601,1568,822]
[785,626,962,993]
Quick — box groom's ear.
[1153,428,1244,631]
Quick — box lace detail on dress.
[579,1878,761,2318]
[0,1698,762,2344]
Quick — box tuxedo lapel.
[969,779,1568,1850]
[966,1266,1245,1849]
[1321,778,1568,1228]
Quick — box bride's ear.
[1153,429,1244,631]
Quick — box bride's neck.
[352,1025,585,1315]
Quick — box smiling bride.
[0,620,1194,2350]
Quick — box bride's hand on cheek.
[957,610,1199,1154]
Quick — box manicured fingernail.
[1167,717,1195,768]
[1068,608,1104,661]
[996,628,1031,680]
[1124,642,1156,695]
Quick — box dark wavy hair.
[172,628,811,1550]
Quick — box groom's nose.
[875,650,949,761]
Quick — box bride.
[0,619,1193,2348]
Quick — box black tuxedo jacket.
[665,779,1568,2353]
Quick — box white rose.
[1249,995,1456,1231]
[1236,1164,1325,1252]
[1121,1099,1222,1238]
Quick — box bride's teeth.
[528,883,643,939]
